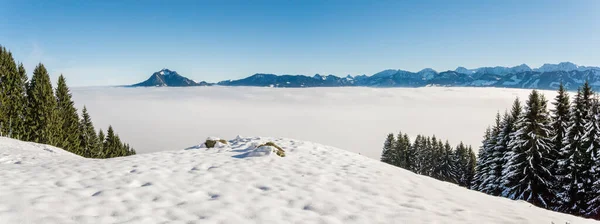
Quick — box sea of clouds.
[71,86,558,159]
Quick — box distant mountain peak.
[131,68,210,87]
[418,68,437,73]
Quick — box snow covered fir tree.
[381,81,600,220]
[0,45,135,158]
[469,81,600,219]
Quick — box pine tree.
[500,98,523,196]
[466,146,477,189]
[454,142,470,187]
[585,98,600,217]
[79,106,98,158]
[97,129,105,158]
[0,47,27,139]
[502,90,556,208]
[25,63,59,145]
[557,84,594,215]
[473,127,492,190]
[381,133,396,165]
[55,75,81,154]
[481,112,504,195]
[412,135,425,174]
[552,83,571,159]
[104,126,116,157]
[393,132,409,168]
[402,134,415,171]
[489,112,510,193]
[436,140,457,183]
[420,136,435,176]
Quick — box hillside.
[0,136,595,223]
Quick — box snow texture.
[0,136,595,223]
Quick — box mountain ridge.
[131,62,600,90]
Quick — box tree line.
[380,131,477,188]
[474,81,600,219]
[0,45,135,158]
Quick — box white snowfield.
[0,136,595,224]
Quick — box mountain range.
[131,62,600,90]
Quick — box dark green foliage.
[0,47,28,140]
[380,131,472,186]
[402,134,417,171]
[473,127,492,191]
[454,142,471,187]
[97,129,105,157]
[380,133,395,165]
[55,75,81,153]
[0,46,135,159]
[393,132,411,169]
[25,63,59,145]
[466,146,477,188]
[435,141,457,183]
[79,106,99,158]
[103,126,118,157]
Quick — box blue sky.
[1,0,599,86]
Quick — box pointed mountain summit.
[131,69,210,87]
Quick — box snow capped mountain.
[535,62,600,73]
[455,66,475,74]
[215,62,600,90]
[131,63,600,90]
[131,69,210,87]
[417,68,437,80]
[0,136,594,223]
[510,64,533,73]
[371,69,399,78]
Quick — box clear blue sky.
[1,0,599,86]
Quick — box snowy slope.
[0,136,596,224]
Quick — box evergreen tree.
[502,90,556,208]
[25,63,59,145]
[552,83,571,159]
[97,129,105,158]
[466,146,477,189]
[402,134,416,171]
[380,133,396,165]
[481,112,504,195]
[557,84,594,215]
[500,98,523,196]
[55,75,81,154]
[412,135,425,174]
[454,142,470,187]
[473,127,492,190]
[420,136,435,176]
[436,140,457,183]
[585,98,600,217]
[0,48,27,139]
[393,132,410,168]
[79,106,98,158]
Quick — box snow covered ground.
[0,136,594,223]
[71,86,560,159]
